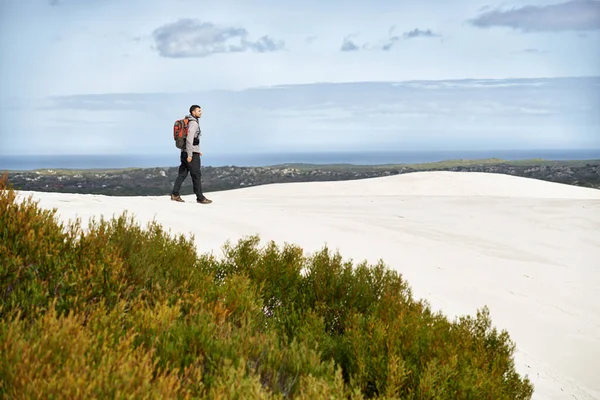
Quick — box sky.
[0,0,599,156]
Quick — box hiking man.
[171,105,212,204]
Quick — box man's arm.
[186,120,198,160]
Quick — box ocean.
[1,149,599,171]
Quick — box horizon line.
[2,148,600,156]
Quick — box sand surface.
[16,171,600,400]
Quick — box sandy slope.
[16,171,600,400]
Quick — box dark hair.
[189,104,201,114]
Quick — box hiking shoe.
[171,194,184,202]
[197,198,212,204]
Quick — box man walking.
[171,105,212,204]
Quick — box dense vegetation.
[0,174,534,399]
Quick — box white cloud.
[340,36,360,51]
[340,26,442,51]
[469,0,600,32]
[402,28,441,39]
[151,18,285,58]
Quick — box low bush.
[0,174,534,399]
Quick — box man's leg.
[171,152,189,201]
[189,152,211,203]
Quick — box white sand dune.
[16,171,600,400]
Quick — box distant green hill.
[271,157,600,171]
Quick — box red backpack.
[173,117,189,149]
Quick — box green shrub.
[0,174,534,399]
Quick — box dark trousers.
[172,152,204,201]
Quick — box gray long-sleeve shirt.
[184,115,201,155]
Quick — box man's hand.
[187,156,192,163]
[199,152,203,156]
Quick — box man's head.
[189,105,202,118]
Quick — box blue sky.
[0,0,599,156]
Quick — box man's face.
[192,107,202,118]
